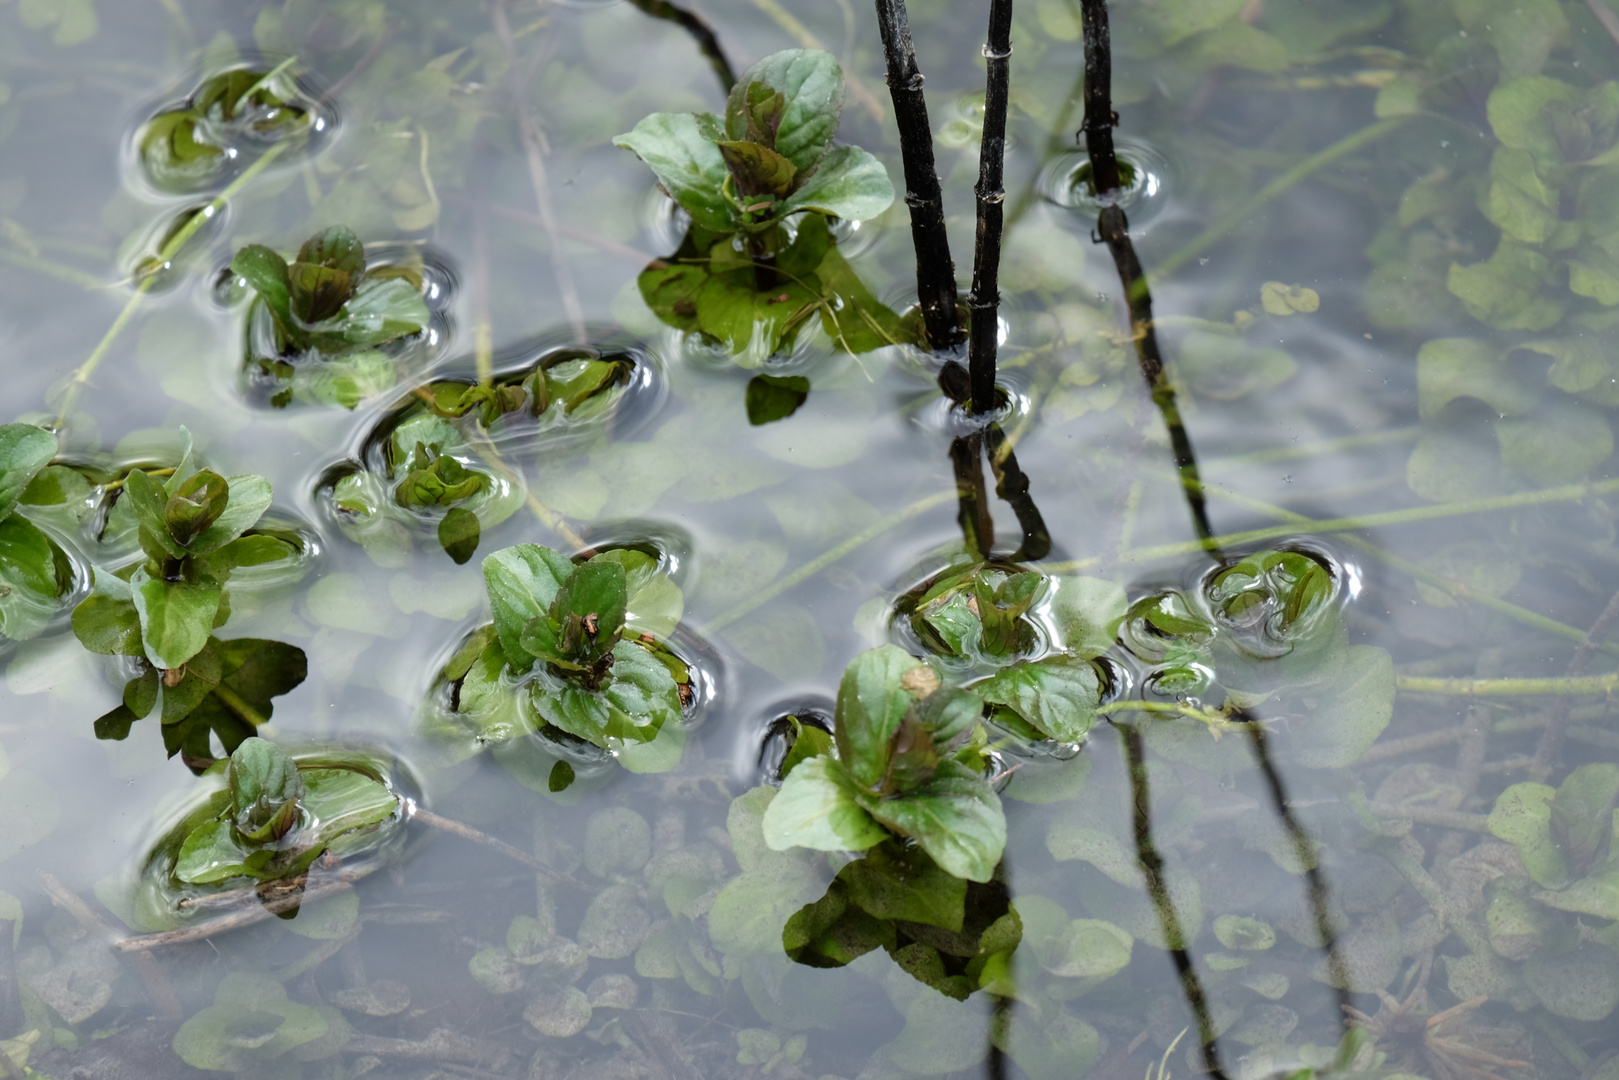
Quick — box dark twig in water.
[1241,722,1352,1023]
[320,23,398,103]
[967,0,1013,414]
[622,0,737,92]
[1119,726,1230,1080]
[1531,583,1619,779]
[873,0,963,352]
[951,433,995,560]
[1078,0,1218,552]
[984,423,1051,560]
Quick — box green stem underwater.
[57,137,295,423]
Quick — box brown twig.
[113,870,365,952]
[622,0,737,92]
[410,807,590,890]
[320,23,398,103]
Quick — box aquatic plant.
[233,225,428,356]
[439,543,692,776]
[763,645,1005,882]
[168,737,402,886]
[0,423,76,642]
[615,49,893,243]
[618,53,906,364]
[68,430,307,764]
[140,64,312,192]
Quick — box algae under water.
[4,2,1619,1080]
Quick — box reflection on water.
[2,1,1619,1079]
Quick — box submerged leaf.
[0,423,57,521]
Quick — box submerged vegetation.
[6,1,1619,1079]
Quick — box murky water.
[4,2,1619,1079]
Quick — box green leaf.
[1447,241,1564,331]
[837,842,967,930]
[193,638,307,729]
[638,260,706,333]
[1050,576,1128,657]
[534,640,683,748]
[834,645,929,788]
[1497,399,1615,485]
[746,374,810,425]
[1460,1,1569,79]
[301,768,399,847]
[613,113,739,233]
[550,558,628,665]
[727,50,844,172]
[228,736,305,841]
[482,544,575,674]
[761,756,887,853]
[0,516,67,641]
[1548,763,1619,871]
[1416,338,1540,418]
[312,276,428,349]
[970,654,1104,743]
[1488,782,1567,887]
[438,506,480,565]
[1039,917,1134,978]
[231,244,297,336]
[591,549,685,640]
[779,145,895,225]
[1485,148,1561,244]
[717,141,798,198]
[1291,645,1396,768]
[174,818,257,884]
[779,718,834,778]
[123,468,188,559]
[296,226,366,276]
[0,423,57,522]
[288,262,353,323]
[172,996,329,1071]
[858,759,1006,883]
[71,570,142,655]
[164,469,230,548]
[694,269,820,366]
[130,567,222,670]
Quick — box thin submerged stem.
[1118,724,1229,1080]
[967,0,1013,414]
[1152,116,1409,281]
[621,0,737,92]
[983,422,1050,560]
[873,0,963,352]
[1531,583,1619,778]
[57,137,294,422]
[951,432,994,560]
[1398,672,1619,696]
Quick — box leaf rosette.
[234,228,435,409]
[326,407,523,566]
[119,739,413,934]
[139,65,318,193]
[428,543,699,782]
[66,428,311,768]
[614,50,894,238]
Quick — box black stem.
[1079,0,1218,553]
[983,423,1050,561]
[967,0,1013,414]
[622,0,738,93]
[1242,720,1352,1021]
[1121,723,1229,1080]
[874,0,963,352]
[950,433,994,560]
